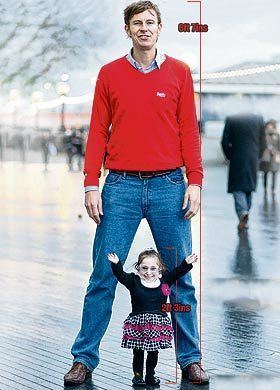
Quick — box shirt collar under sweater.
[126,49,166,74]
[140,277,161,288]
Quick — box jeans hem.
[180,357,202,370]
[73,358,94,372]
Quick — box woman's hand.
[185,253,198,264]
[107,253,119,264]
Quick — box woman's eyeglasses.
[139,266,159,272]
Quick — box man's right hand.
[85,191,103,224]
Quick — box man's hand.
[107,253,119,264]
[85,191,103,224]
[182,185,201,220]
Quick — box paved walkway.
[0,157,279,390]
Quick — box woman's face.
[138,256,161,283]
[266,124,276,134]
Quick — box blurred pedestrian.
[63,128,74,171]
[71,127,84,171]
[259,119,280,196]
[221,113,266,232]
[18,133,26,162]
[41,130,56,170]
[0,132,3,161]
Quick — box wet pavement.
[0,153,279,390]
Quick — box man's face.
[125,9,162,51]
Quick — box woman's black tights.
[133,349,159,376]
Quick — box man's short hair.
[124,1,162,25]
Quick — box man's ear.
[125,24,131,38]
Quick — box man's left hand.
[182,185,201,220]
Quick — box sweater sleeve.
[84,67,112,187]
[177,65,203,186]
[162,260,193,286]
[111,261,135,290]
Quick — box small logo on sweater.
[157,92,166,98]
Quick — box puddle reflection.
[231,230,257,278]
[223,230,264,370]
[259,194,279,239]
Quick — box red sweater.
[84,55,203,187]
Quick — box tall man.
[221,113,265,232]
[64,1,209,385]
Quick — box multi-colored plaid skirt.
[121,312,174,351]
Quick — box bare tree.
[0,0,110,92]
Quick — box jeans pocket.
[104,172,122,185]
[164,170,185,185]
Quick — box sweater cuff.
[187,172,203,187]
[85,186,99,193]
[181,261,193,272]
[84,173,99,187]
[111,261,122,270]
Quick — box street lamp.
[56,78,70,132]
[61,73,69,82]
[43,82,52,91]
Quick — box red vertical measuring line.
[199,2,202,379]
[188,0,203,384]
[164,246,179,386]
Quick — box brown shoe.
[181,362,210,384]
[64,362,92,386]
[237,212,249,232]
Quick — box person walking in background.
[71,127,84,171]
[259,119,280,197]
[0,132,3,161]
[108,249,197,388]
[63,128,75,171]
[41,130,51,170]
[41,130,56,171]
[221,113,266,232]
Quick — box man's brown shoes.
[238,212,249,232]
[64,361,209,386]
[64,362,92,386]
[181,362,210,385]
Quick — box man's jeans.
[232,191,252,219]
[71,169,201,370]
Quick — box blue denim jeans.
[71,169,201,370]
[232,191,252,219]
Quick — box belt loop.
[138,172,143,180]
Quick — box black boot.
[145,351,160,387]
[132,372,146,387]
[132,350,146,387]
[145,374,160,387]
